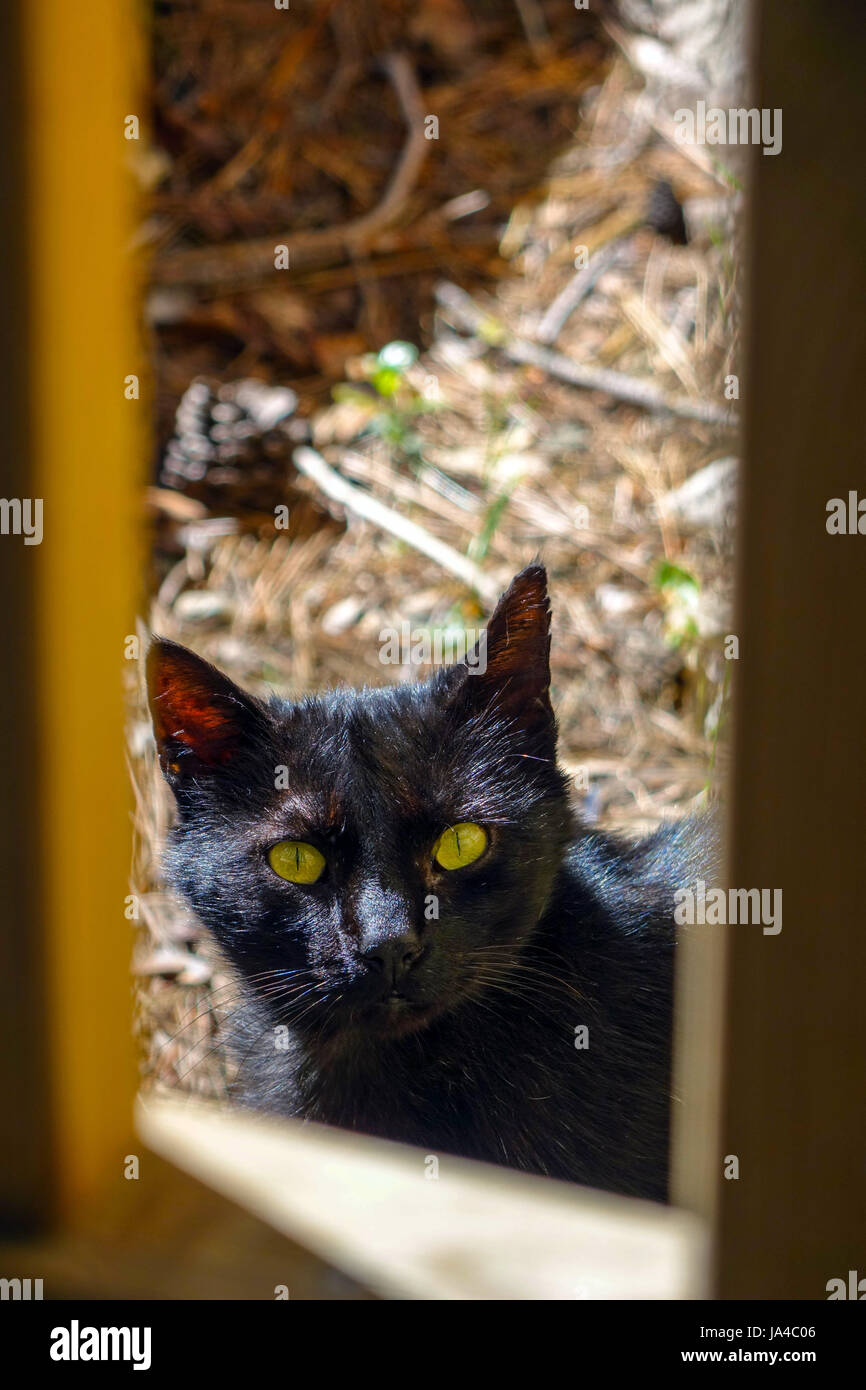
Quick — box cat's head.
[147,565,572,1043]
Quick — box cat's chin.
[354,995,442,1039]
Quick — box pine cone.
[160,378,304,514]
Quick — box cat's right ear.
[146,638,268,790]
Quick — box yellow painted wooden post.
[15,0,142,1225]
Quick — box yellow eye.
[433,822,488,871]
[268,840,326,884]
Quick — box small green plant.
[367,339,418,397]
[653,559,700,650]
[708,155,743,194]
[333,340,440,468]
[469,488,514,565]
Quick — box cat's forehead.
[268,681,458,822]
[276,681,445,747]
[264,680,531,842]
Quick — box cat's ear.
[448,564,554,733]
[146,638,268,787]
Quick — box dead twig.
[155,54,430,290]
[436,282,736,427]
[536,240,627,345]
[513,0,551,62]
[292,446,501,607]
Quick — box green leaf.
[370,366,403,398]
[653,560,699,599]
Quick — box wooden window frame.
[1,0,863,1300]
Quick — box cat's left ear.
[447,564,554,733]
[146,638,268,787]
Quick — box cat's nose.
[361,934,424,987]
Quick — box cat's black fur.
[148,565,714,1201]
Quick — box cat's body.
[227,817,709,1198]
[148,566,715,1201]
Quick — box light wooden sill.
[137,1093,708,1300]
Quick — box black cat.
[147,565,713,1201]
